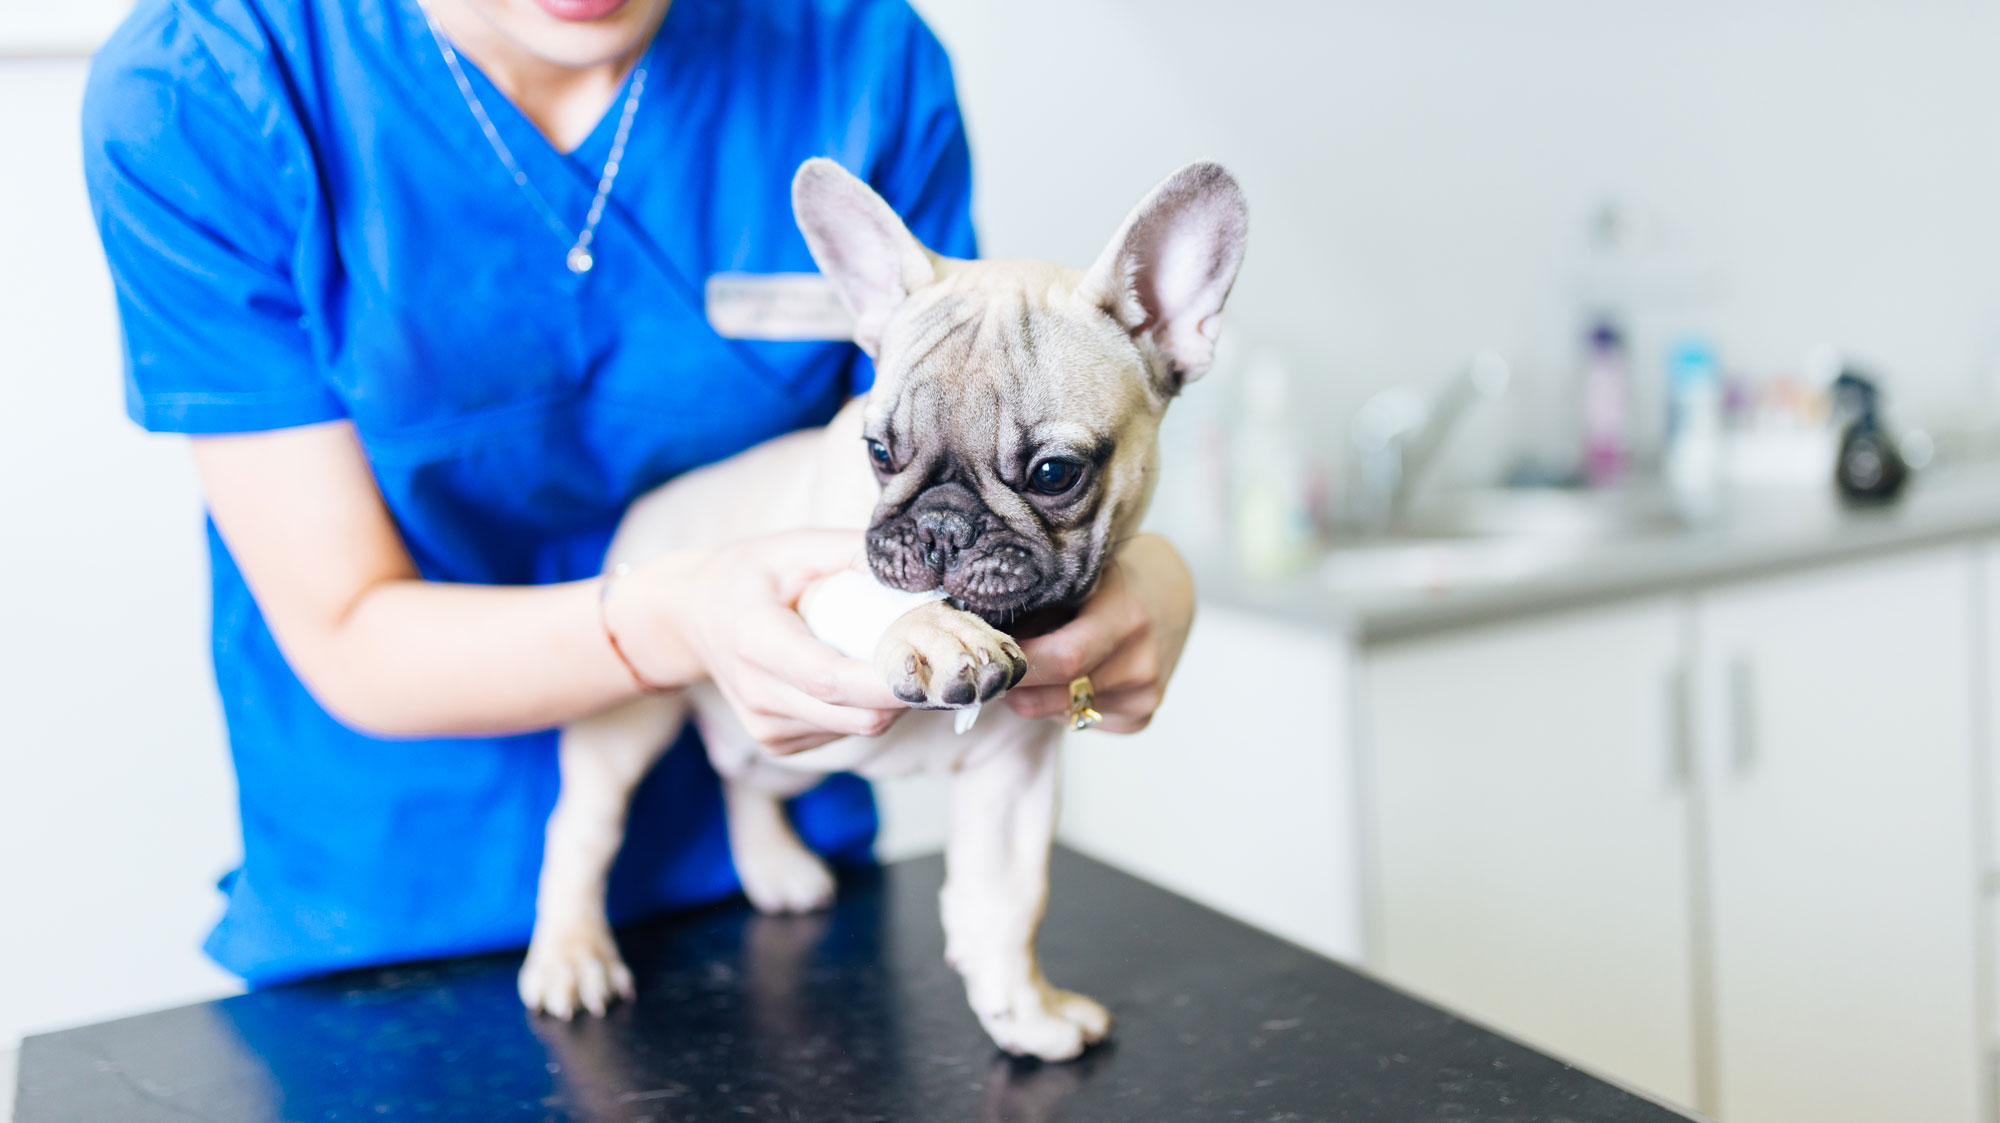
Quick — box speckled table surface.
[15,849,1695,1122]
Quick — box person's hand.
[1003,534,1195,733]
[606,531,903,754]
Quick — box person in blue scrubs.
[82,0,1199,989]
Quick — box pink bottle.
[1582,318,1631,487]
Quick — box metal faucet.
[1349,351,1511,532]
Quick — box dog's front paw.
[519,917,635,1020]
[875,602,1028,709]
[974,982,1113,1062]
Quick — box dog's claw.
[1000,643,1029,688]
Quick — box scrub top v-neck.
[82,0,977,986]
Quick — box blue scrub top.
[82,0,976,986]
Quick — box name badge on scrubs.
[705,273,855,341]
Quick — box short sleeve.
[82,3,344,435]
[869,5,976,262]
[843,1,975,394]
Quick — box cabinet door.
[1697,548,1980,1123]
[1365,599,1700,1107]
[1059,605,1363,963]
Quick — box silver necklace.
[419,6,647,274]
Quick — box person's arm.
[193,422,900,748]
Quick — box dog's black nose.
[914,508,978,572]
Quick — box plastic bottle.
[1147,340,1234,565]
[1581,317,1631,487]
[1232,351,1314,580]
[1665,339,1723,520]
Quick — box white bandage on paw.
[800,570,987,736]
[798,569,949,660]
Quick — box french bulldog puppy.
[519,157,1247,1061]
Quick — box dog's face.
[793,160,1248,623]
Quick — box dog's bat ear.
[792,158,938,357]
[1080,161,1248,396]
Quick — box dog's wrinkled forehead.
[865,263,1152,463]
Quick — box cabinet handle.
[1664,663,1693,787]
[1729,654,1757,775]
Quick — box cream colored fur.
[519,159,1246,1061]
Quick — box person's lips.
[532,0,631,21]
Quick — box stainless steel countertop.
[1196,464,2000,647]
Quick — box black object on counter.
[1832,368,1908,504]
[16,849,1695,1122]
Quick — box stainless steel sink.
[1321,487,1689,593]
[1386,487,1689,542]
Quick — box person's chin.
[508,0,664,67]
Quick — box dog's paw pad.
[519,923,635,1020]
[979,658,1015,702]
[940,670,978,707]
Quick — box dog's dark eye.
[865,439,893,470]
[1028,458,1084,496]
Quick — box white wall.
[0,1,129,55]
[914,0,2000,474]
[0,55,245,1048]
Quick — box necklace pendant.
[566,245,595,275]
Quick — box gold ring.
[1067,676,1103,732]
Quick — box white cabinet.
[1364,599,1702,1106]
[1365,547,1987,1122]
[1988,543,2000,873]
[1695,549,1981,1123]
[1058,605,1364,963]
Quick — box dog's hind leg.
[692,684,839,915]
[520,692,686,1019]
[724,779,838,915]
[942,725,1111,1061]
